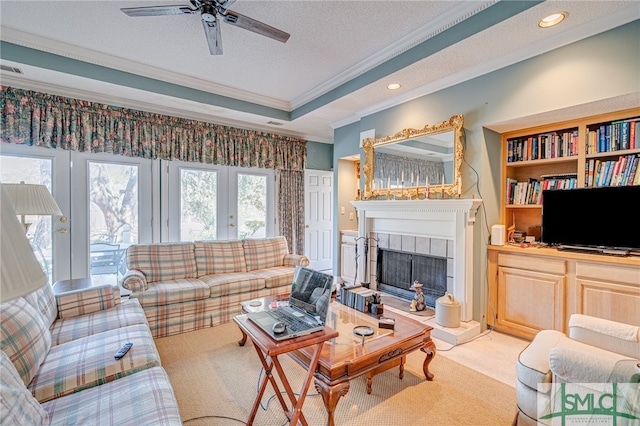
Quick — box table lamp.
[1,181,62,233]
[0,186,48,303]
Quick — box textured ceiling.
[1,1,639,143]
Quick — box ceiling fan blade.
[221,11,290,43]
[202,19,223,55]
[121,5,197,17]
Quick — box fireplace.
[377,248,447,307]
[351,199,482,323]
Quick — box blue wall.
[306,141,333,171]
[333,20,640,324]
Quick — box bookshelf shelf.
[500,107,640,236]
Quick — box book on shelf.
[589,117,640,154]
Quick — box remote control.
[114,342,133,360]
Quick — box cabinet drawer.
[576,261,640,287]
[498,252,566,275]
[341,234,357,244]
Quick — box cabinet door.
[574,262,640,325]
[497,266,565,339]
[341,243,356,284]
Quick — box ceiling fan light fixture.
[538,12,567,28]
[201,3,216,23]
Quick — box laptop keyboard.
[268,309,314,332]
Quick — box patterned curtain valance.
[0,86,306,171]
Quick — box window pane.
[237,173,266,239]
[89,162,138,283]
[0,155,54,284]
[181,169,217,241]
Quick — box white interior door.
[304,169,333,271]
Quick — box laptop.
[247,266,333,341]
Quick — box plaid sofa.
[122,236,309,338]
[0,283,181,425]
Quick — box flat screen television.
[541,185,640,254]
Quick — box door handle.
[57,228,68,234]
[230,224,235,227]
[59,216,68,223]
[305,225,310,228]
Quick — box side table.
[53,277,131,297]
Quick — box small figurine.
[410,280,426,312]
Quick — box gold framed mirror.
[362,114,464,199]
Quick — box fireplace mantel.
[351,199,482,322]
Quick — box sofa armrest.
[283,254,309,267]
[55,284,121,319]
[568,314,640,359]
[121,269,149,293]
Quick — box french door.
[0,144,70,283]
[0,144,155,284]
[164,160,275,242]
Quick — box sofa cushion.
[243,236,290,271]
[568,314,640,359]
[43,367,181,426]
[201,272,265,297]
[50,298,148,346]
[250,266,296,289]
[24,283,57,329]
[195,240,247,275]
[132,279,211,307]
[0,350,49,426]
[0,298,52,386]
[28,323,160,403]
[126,242,197,283]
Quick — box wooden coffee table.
[239,295,436,426]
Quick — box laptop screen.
[288,266,333,324]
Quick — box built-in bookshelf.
[500,108,640,239]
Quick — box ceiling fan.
[121,0,290,55]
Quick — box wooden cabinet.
[501,108,640,235]
[495,252,565,339]
[488,245,640,340]
[340,230,357,284]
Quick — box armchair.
[515,314,639,425]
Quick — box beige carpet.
[155,322,517,426]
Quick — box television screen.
[541,185,640,252]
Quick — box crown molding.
[291,1,494,110]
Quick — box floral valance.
[0,86,306,171]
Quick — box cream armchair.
[515,314,640,425]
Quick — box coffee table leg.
[238,329,247,346]
[314,379,350,426]
[421,339,436,380]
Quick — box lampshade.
[1,182,62,216]
[1,186,48,303]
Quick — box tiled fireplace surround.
[351,199,482,344]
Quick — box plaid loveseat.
[122,236,309,338]
[0,283,181,425]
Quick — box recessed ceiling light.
[387,83,401,90]
[539,12,567,28]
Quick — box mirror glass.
[362,114,464,199]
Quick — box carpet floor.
[155,322,517,426]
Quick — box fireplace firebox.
[377,248,447,308]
